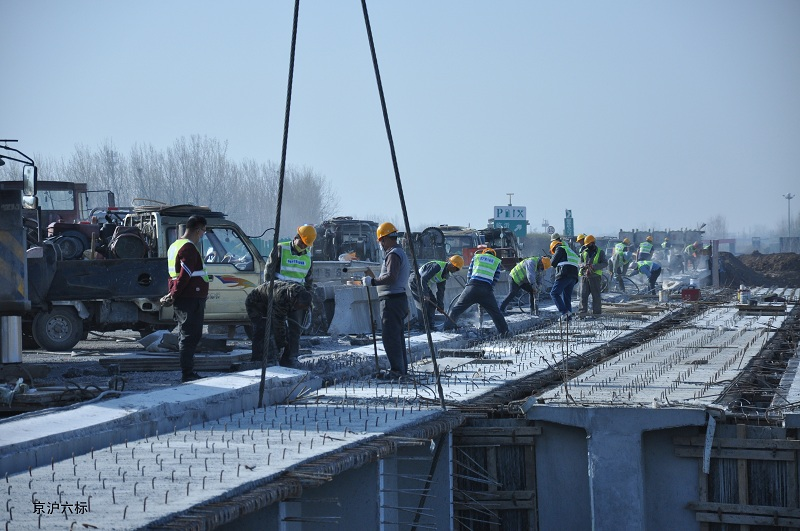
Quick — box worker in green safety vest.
[578,235,608,316]
[499,256,551,315]
[265,224,316,368]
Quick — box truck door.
[200,227,260,320]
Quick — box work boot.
[279,355,303,369]
[182,372,203,383]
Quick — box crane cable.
[258,0,300,409]
[360,0,446,410]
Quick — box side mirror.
[23,165,37,196]
[22,195,38,210]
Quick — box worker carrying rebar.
[578,235,608,316]
[246,280,313,364]
[265,224,316,368]
[499,255,551,315]
[629,260,662,294]
[637,235,654,261]
[611,238,631,292]
[443,248,509,335]
[408,255,464,330]
[549,236,581,321]
[362,222,410,377]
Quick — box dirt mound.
[720,252,800,288]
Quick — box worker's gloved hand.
[159,293,174,307]
[361,276,373,286]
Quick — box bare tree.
[705,215,728,240]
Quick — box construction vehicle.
[20,203,267,351]
[312,217,381,262]
[478,226,522,270]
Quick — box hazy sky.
[4,1,799,237]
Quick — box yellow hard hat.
[549,240,561,254]
[448,255,464,270]
[576,233,586,242]
[376,222,398,240]
[646,235,653,242]
[482,247,496,256]
[622,238,631,245]
[664,236,669,241]
[541,256,552,270]
[297,225,317,246]
[584,234,596,245]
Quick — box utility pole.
[784,193,795,236]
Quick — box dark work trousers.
[580,274,603,314]
[648,269,663,293]
[247,312,282,363]
[173,298,206,377]
[444,282,508,335]
[550,275,578,315]
[282,308,306,364]
[499,280,536,313]
[380,295,409,374]
[409,281,436,329]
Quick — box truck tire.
[32,307,84,351]
[54,231,89,260]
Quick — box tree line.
[0,135,339,239]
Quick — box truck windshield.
[202,228,255,271]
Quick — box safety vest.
[275,243,311,283]
[639,241,653,255]
[167,239,209,281]
[423,260,448,290]
[661,241,669,249]
[470,253,502,284]
[510,257,538,285]
[684,244,696,256]
[614,243,627,255]
[580,247,603,276]
[558,244,580,268]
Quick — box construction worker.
[499,256,551,314]
[630,260,662,294]
[265,224,316,368]
[610,238,631,292]
[165,215,210,383]
[443,248,509,335]
[549,238,580,321]
[579,235,608,316]
[408,255,464,330]
[684,241,700,271]
[571,233,586,253]
[637,235,654,261]
[362,222,410,377]
[246,280,313,364]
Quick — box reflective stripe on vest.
[614,243,626,255]
[275,244,311,283]
[510,257,538,284]
[559,244,580,268]
[470,254,501,283]
[423,260,448,291]
[581,247,603,276]
[639,241,653,255]
[167,239,209,281]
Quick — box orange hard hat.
[482,248,496,256]
[541,256,552,270]
[297,225,317,246]
[376,222,398,240]
[584,235,596,245]
[550,240,560,254]
[448,255,464,270]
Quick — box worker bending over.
[265,225,316,368]
[579,235,608,316]
[409,255,464,330]
[443,248,509,335]
[362,222,410,377]
[499,256,551,315]
[246,280,312,364]
[630,260,662,294]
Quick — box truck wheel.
[32,307,84,351]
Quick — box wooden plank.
[453,490,535,510]
[695,513,800,526]
[688,501,800,518]
[737,424,750,531]
[455,427,541,438]
[673,436,800,451]
[98,351,250,372]
[674,447,796,461]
